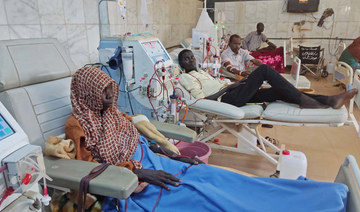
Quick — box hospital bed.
[177,86,354,165]
[334,61,354,91]
[0,38,195,211]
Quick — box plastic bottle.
[212,55,220,77]
[169,92,178,124]
[326,61,335,74]
[279,150,307,180]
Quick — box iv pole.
[98,0,116,39]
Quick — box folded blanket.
[44,136,76,159]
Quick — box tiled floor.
[208,72,360,182]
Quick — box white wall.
[215,0,360,63]
[0,0,202,68]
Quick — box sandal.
[264,136,279,146]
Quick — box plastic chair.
[281,56,311,89]
[0,38,196,200]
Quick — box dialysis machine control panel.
[98,34,177,122]
[142,40,171,64]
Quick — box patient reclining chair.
[175,73,360,173]
[0,38,196,200]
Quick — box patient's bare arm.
[266,40,277,49]
[223,61,241,75]
[133,169,181,190]
[251,59,263,66]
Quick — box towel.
[44,136,76,159]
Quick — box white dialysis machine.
[98,34,178,122]
[0,102,49,211]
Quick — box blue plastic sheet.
[103,136,348,212]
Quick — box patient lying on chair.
[65,66,348,211]
[178,49,357,109]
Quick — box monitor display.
[142,41,170,63]
[287,0,320,13]
[0,114,15,141]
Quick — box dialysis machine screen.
[0,114,15,141]
[142,41,170,63]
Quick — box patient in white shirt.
[178,49,357,109]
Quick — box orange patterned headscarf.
[348,37,360,62]
[70,66,141,168]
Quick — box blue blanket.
[102,136,348,212]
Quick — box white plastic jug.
[279,150,307,180]
[236,127,257,150]
[326,62,335,74]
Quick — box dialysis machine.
[0,102,49,211]
[98,34,178,122]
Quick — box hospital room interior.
[1,0,360,211]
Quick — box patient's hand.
[149,143,203,165]
[172,156,204,165]
[133,169,181,190]
[149,143,177,157]
[240,70,251,77]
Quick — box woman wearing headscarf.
[66,66,348,212]
[339,37,360,70]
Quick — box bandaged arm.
[223,60,242,75]
[131,115,180,155]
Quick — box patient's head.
[71,66,118,113]
[256,23,264,34]
[178,49,197,73]
[229,34,242,54]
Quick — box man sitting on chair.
[242,23,277,52]
[221,34,263,78]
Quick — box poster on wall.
[299,46,320,64]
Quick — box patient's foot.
[327,89,358,109]
[299,94,329,109]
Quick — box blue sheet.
[102,136,348,212]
